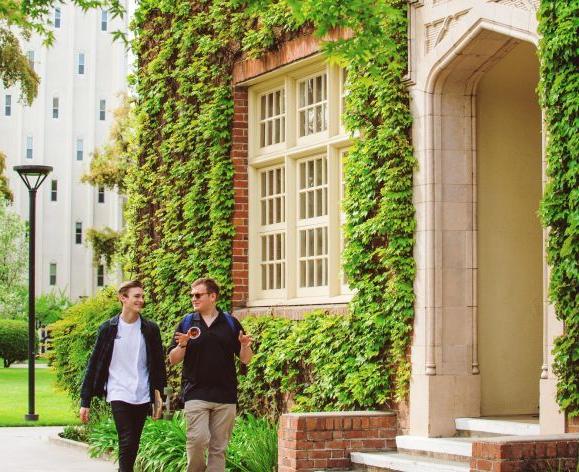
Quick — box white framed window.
[99,99,106,120]
[297,72,327,139]
[75,222,82,244]
[340,68,348,132]
[100,10,108,31]
[77,53,85,75]
[50,180,58,202]
[27,51,35,70]
[4,95,11,116]
[97,264,105,287]
[258,88,285,148]
[297,155,328,293]
[49,263,57,286]
[54,7,61,28]
[98,186,105,203]
[76,138,84,161]
[52,97,59,118]
[339,149,351,291]
[248,62,351,305]
[26,136,33,159]
[258,166,286,295]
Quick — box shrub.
[48,287,120,404]
[88,413,277,472]
[237,311,392,420]
[60,424,90,443]
[0,319,34,367]
[226,414,277,472]
[35,290,72,326]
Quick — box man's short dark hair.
[192,277,220,298]
[118,280,143,297]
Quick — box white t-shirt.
[106,317,150,404]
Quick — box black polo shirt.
[169,310,243,404]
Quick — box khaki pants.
[184,400,236,472]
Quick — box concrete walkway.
[0,427,116,471]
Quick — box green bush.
[237,311,393,420]
[226,414,277,472]
[48,287,120,406]
[89,412,277,472]
[0,319,34,367]
[35,290,72,326]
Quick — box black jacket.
[80,315,167,408]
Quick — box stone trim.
[232,303,349,320]
[278,411,397,472]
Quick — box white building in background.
[0,3,129,300]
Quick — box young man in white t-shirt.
[79,281,167,472]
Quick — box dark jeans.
[110,401,150,472]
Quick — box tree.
[0,151,13,202]
[81,92,135,193]
[0,199,27,319]
[35,290,72,326]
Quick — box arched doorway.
[476,41,542,416]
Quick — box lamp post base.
[25,414,39,421]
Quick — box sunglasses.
[191,292,210,300]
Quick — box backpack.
[181,311,238,337]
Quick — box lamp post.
[13,165,52,421]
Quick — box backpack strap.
[181,312,200,333]
[223,311,239,337]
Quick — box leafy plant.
[35,290,72,326]
[538,0,579,417]
[0,199,28,320]
[85,227,122,269]
[0,319,32,367]
[226,414,277,472]
[60,424,90,443]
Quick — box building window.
[75,222,82,244]
[259,89,285,148]
[298,72,327,138]
[100,10,108,31]
[98,186,105,203]
[50,180,57,202]
[4,95,11,116]
[52,97,59,118]
[99,99,106,120]
[27,51,35,70]
[77,53,85,75]
[26,136,33,159]
[248,64,349,303]
[49,263,57,286]
[54,7,61,28]
[76,138,83,161]
[259,166,286,291]
[97,264,105,287]
[297,155,328,288]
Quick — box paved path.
[0,427,116,471]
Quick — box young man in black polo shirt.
[168,277,253,472]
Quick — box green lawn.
[0,366,79,426]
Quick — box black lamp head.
[13,165,53,191]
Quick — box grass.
[0,365,79,426]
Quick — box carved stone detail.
[488,0,539,12]
[425,9,470,53]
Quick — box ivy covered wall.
[538,0,579,418]
[126,0,415,411]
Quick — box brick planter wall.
[278,411,397,472]
[470,434,579,472]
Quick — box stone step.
[455,417,540,437]
[395,435,473,463]
[350,451,469,472]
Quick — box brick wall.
[278,411,397,472]
[231,86,249,308]
[470,434,579,472]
